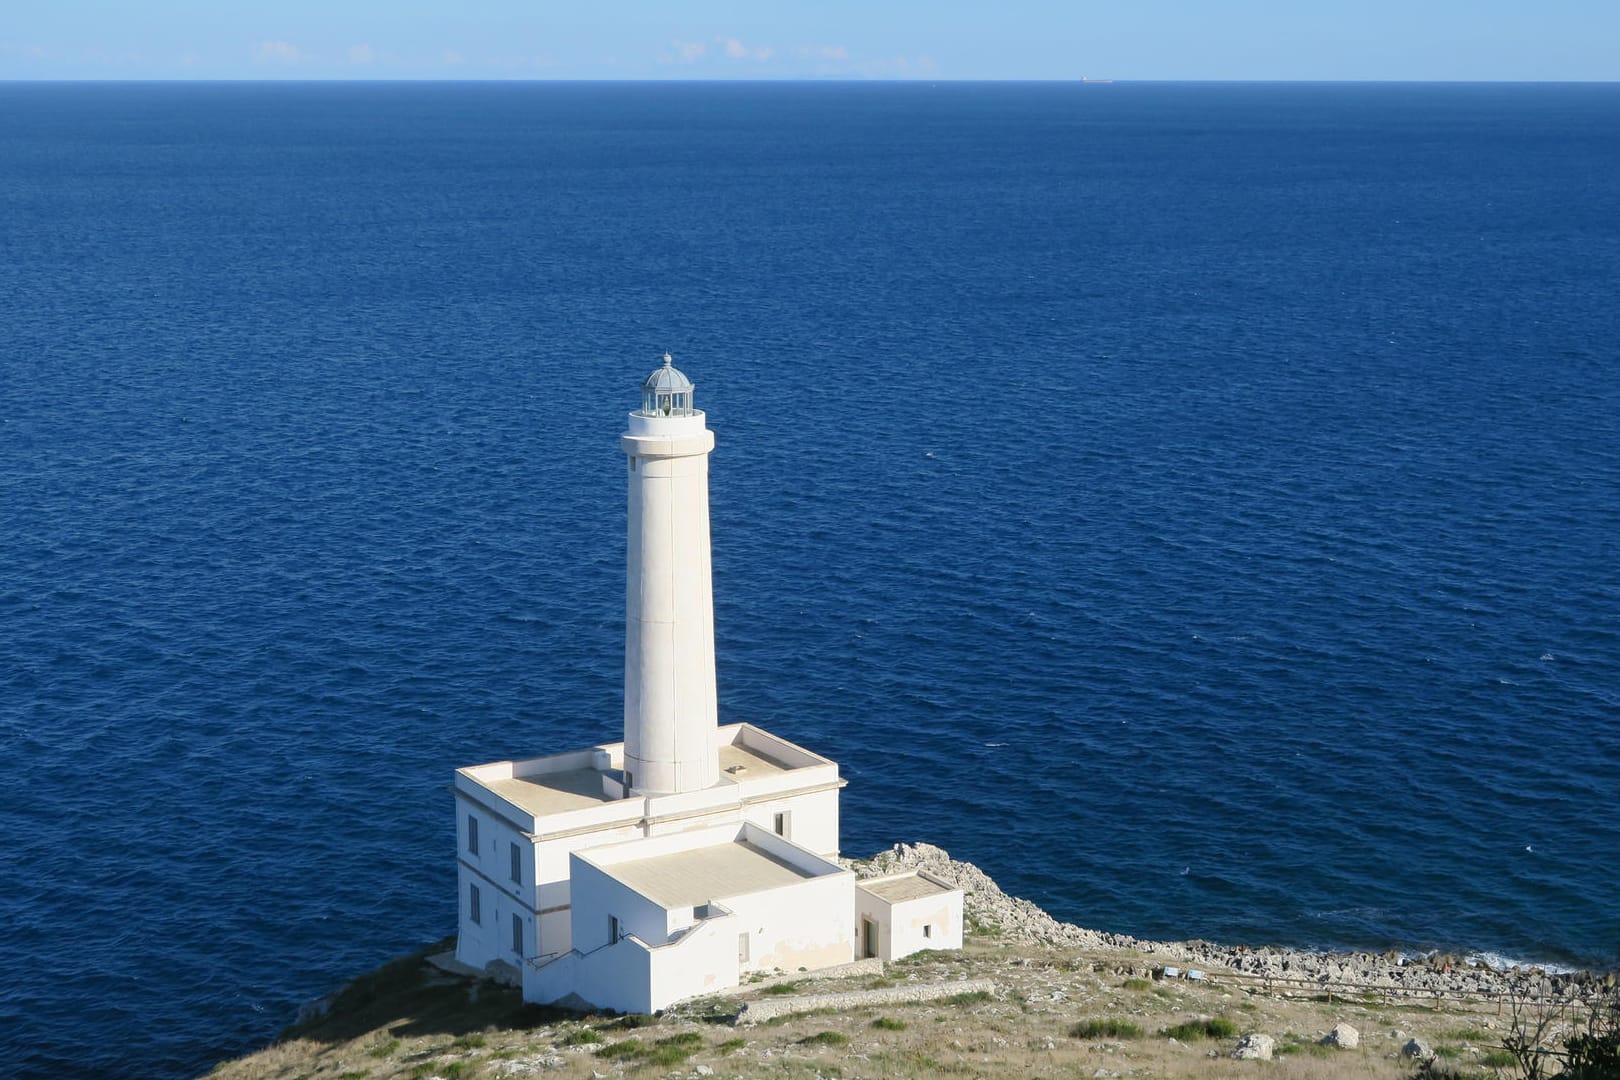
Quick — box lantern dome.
[639,353,695,417]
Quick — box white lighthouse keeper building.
[451,355,961,1013]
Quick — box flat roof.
[602,840,813,908]
[861,873,956,904]
[463,725,830,820]
[717,741,792,780]
[482,767,613,816]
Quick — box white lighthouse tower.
[620,353,719,796]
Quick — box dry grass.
[207,934,1518,1079]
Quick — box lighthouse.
[620,353,719,796]
[450,354,963,1014]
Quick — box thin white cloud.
[347,43,374,65]
[255,40,302,65]
[671,39,706,63]
[444,50,465,65]
[718,36,771,61]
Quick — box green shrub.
[1275,1039,1333,1058]
[1121,978,1153,991]
[644,1045,697,1066]
[598,1012,658,1030]
[1433,1044,1462,1059]
[1161,1017,1238,1041]
[871,1017,908,1031]
[717,1037,746,1054]
[799,1031,849,1047]
[595,1032,703,1066]
[1563,1022,1620,1080]
[365,1038,399,1059]
[559,1028,602,1046]
[1071,1019,1142,1039]
[943,990,992,1006]
[1480,1048,1516,1068]
[450,1033,486,1050]
[763,982,803,995]
[595,1038,649,1060]
[656,1033,703,1048]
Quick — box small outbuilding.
[855,870,964,961]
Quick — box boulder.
[1322,1023,1359,1049]
[1233,1034,1275,1061]
[1402,1037,1433,1060]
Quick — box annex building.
[453,357,962,1014]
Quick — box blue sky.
[4,1,1617,82]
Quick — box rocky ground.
[861,843,1611,1003]
[206,845,1612,1080]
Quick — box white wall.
[741,786,840,857]
[569,851,669,953]
[888,890,962,959]
[455,797,533,972]
[725,871,854,975]
[528,935,655,1016]
[642,909,740,1009]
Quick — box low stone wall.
[735,978,996,1025]
[750,957,885,992]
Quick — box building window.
[467,814,478,854]
[773,811,788,837]
[469,884,482,926]
[512,913,523,955]
[609,915,621,944]
[923,924,933,939]
[510,842,521,884]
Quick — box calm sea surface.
[2,81,1618,1078]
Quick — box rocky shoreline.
[860,842,1612,1003]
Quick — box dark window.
[512,913,523,955]
[469,884,482,925]
[467,814,478,854]
[510,842,521,884]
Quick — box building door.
[861,918,877,959]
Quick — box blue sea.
[2,80,1618,1078]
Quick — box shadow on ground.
[282,938,583,1046]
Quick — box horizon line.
[4,76,1619,86]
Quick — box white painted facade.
[855,870,965,961]
[528,822,854,1014]
[452,356,960,1012]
